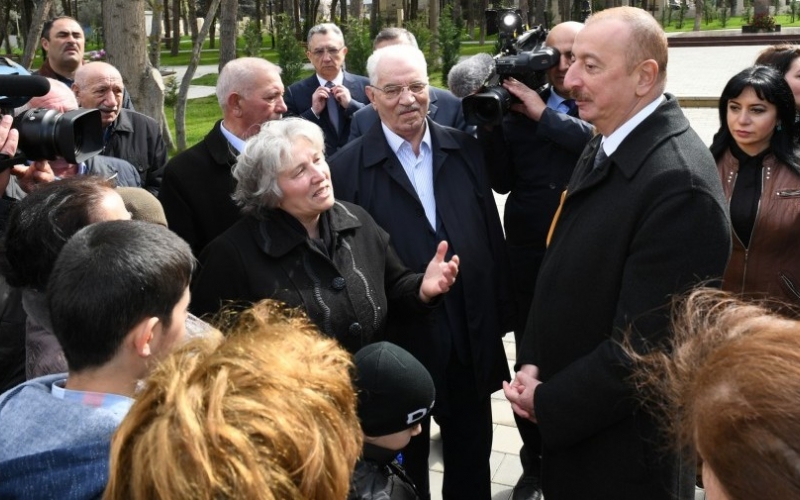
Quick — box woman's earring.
[777,122,783,132]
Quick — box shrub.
[242,18,262,57]
[344,18,371,77]
[751,12,776,30]
[275,14,306,85]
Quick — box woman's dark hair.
[755,44,800,76]
[0,176,115,290]
[710,65,800,171]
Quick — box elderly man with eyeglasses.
[284,23,369,157]
[329,44,513,500]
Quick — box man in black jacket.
[158,58,287,256]
[504,8,731,500]
[73,62,166,194]
[329,44,512,500]
[477,21,591,500]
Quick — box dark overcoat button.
[349,322,362,336]
[332,276,346,290]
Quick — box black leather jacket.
[348,444,420,500]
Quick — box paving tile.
[429,437,444,472]
[430,418,441,441]
[492,452,524,487]
[492,398,516,427]
[430,470,444,500]
[491,483,514,500]
[489,450,506,478]
[492,423,523,455]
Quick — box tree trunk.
[218,0,238,73]
[209,12,217,48]
[331,0,339,21]
[340,0,347,24]
[103,0,165,123]
[188,0,199,42]
[22,0,51,70]
[171,0,180,55]
[149,0,163,68]
[163,0,171,42]
[176,0,222,150]
[352,0,361,19]
[429,0,439,68]
[293,0,301,40]
[180,0,190,41]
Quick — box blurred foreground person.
[630,288,800,500]
[104,300,361,500]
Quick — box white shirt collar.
[219,121,246,153]
[381,120,432,157]
[600,95,665,157]
[317,72,344,87]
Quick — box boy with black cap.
[350,341,436,500]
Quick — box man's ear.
[132,316,160,358]
[341,46,348,58]
[227,92,243,116]
[366,86,376,106]
[41,37,50,52]
[635,59,659,97]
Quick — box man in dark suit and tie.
[329,44,513,500]
[347,27,470,142]
[476,21,592,500]
[284,23,369,157]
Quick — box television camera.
[0,57,102,172]
[461,10,560,126]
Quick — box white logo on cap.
[407,407,429,425]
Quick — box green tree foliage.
[344,18,371,77]
[275,13,306,85]
[405,18,434,68]
[242,17,263,57]
[438,5,461,82]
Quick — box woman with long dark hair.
[710,65,800,311]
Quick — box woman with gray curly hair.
[191,118,459,353]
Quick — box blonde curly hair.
[104,300,362,500]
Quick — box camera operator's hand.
[504,77,547,122]
[11,160,56,194]
[0,114,19,195]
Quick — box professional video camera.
[461,10,560,126]
[0,57,103,172]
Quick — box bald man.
[158,58,287,256]
[8,78,141,197]
[73,62,167,195]
[476,24,593,499]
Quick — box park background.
[1,0,795,150]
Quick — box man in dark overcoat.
[504,7,732,500]
[158,58,287,256]
[329,44,513,500]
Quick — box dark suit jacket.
[348,87,469,142]
[102,109,167,196]
[285,71,369,157]
[477,88,594,334]
[519,95,732,500]
[158,120,241,256]
[329,118,512,399]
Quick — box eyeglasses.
[310,46,344,58]
[371,82,428,100]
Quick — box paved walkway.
[175,42,761,500]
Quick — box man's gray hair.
[307,23,344,45]
[373,27,418,50]
[232,117,326,217]
[216,57,282,110]
[366,45,428,86]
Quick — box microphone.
[0,75,51,100]
[447,53,495,99]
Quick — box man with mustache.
[477,21,592,500]
[503,7,732,500]
[329,44,513,500]
[35,16,84,87]
[73,62,167,195]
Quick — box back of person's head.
[710,65,799,169]
[116,187,168,226]
[104,300,361,500]
[0,176,118,290]
[629,288,800,500]
[354,341,435,438]
[47,219,194,372]
[373,27,418,49]
[755,44,800,75]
